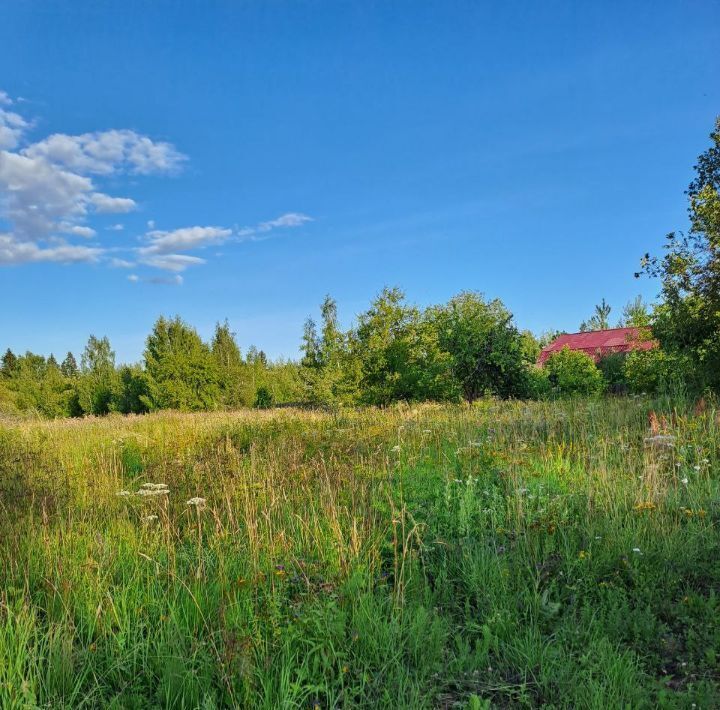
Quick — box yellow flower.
[578,550,587,560]
[633,501,656,512]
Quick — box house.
[537,327,656,366]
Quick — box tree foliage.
[640,117,720,391]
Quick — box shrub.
[544,347,604,396]
[525,365,551,399]
[254,385,275,409]
[623,348,696,395]
[597,353,628,393]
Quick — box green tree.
[1,349,18,377]
[78,335,117,415]
[639,117,720,390]
[618,296,652,328]
[431,292,529,401]
[60,352,78,378]
[352,288,453,405]
[544,347,604,396]
[211,321,248,408]
[113,365,149,414]
[580,299,611,332]
[300,296,357,405]
[143,316,220,411]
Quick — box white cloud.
[139,253,206,272]
[0,232,102,265]
[0,150,94,238]
[0,90,312,275]
[89,193,137,213]
[111,257,135,268]
[23,129,186,175]
[127,272,183,286]
[257,212,313,232]
[140,225,232,255]
[60,223,96,238]
[0,95,28,149]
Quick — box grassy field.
[1,398,719,708]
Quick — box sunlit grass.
[1,398,719,707]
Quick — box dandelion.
[186,497,206,508]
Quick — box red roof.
[537,327,656,366]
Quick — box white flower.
[644,435,676,449]
[693,465,701,471]
[116,490,132,497]
[681,477,689,485]
[632,547,642,554]
[675,463,682,468]
[141,514,158,523]
[141,483,168,491]
[390,445,401,453]
[186,497,206,507]
[136,488,169,497]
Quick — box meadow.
[1,398,719,708]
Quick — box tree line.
[2,116,718,417]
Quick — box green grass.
[1,398,719,708]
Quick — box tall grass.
[1,398,719,707]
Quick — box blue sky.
[1,1,718,363]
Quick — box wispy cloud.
[128,272,183,286]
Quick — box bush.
[525,365,551,399]
[623,348,696,395]
[254,385,275,409]
[597,353,628,393]
[544,347,604,396]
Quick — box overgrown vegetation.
[1,398,719,707]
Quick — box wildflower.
[633,501,656,512]
[693,465,701,471]
[632,547,642,554]
[136,488,169,497]
[578,550,587,560]
[342,665,349,674]
[681,477,689,485]
[141,514,158,523]
[644,434,676,449]
[116,490,132,497]
[698,508,707,518]
[141,483,168,491]
[186,497,206,508]
[675,462,682,468]
[390,445,401,453]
